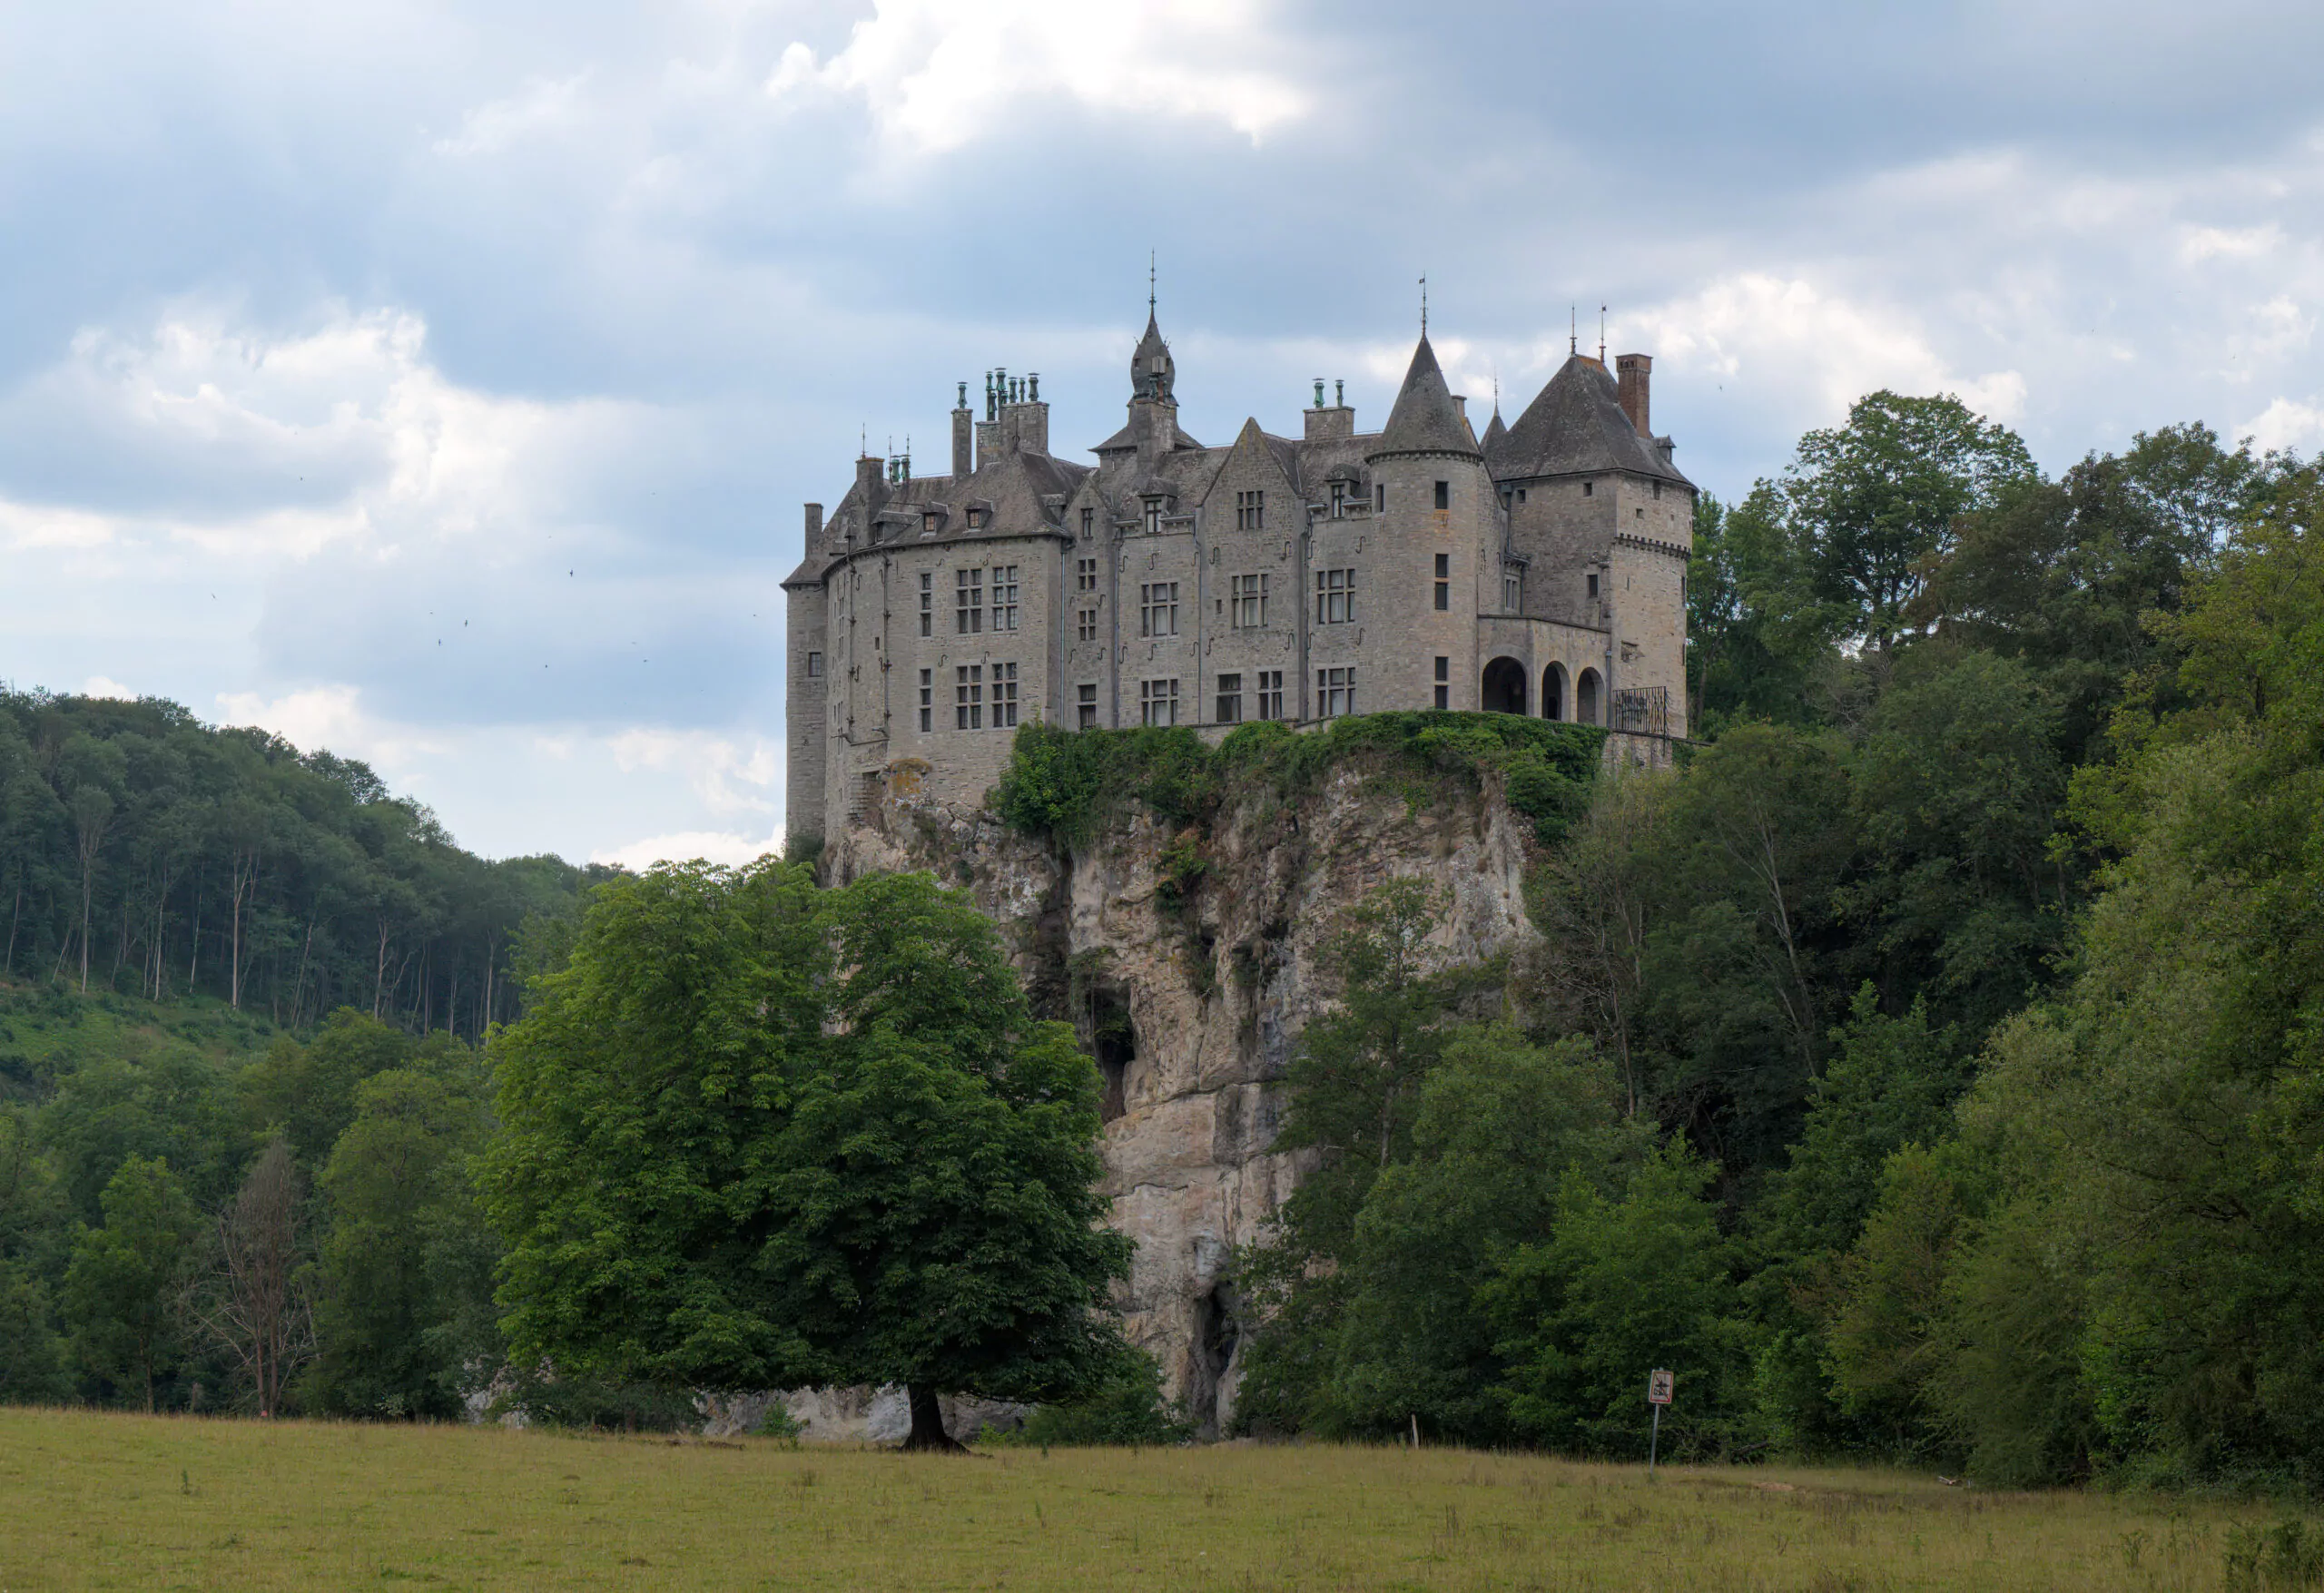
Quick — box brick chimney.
[1615,354,1651,438]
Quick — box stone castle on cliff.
[784,303,1695,843]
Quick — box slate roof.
[782,447,1089,585]
[1480,408,1507,453]
[1490,354,1692,487]
[1366,337,1480,461]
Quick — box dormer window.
[922,512,938,535]
[967,508,987,530]
[1144,499,1161,536]
[1330,482,1347,517]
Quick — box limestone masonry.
[784,308,1695,840]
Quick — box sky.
[2,0,2319,867]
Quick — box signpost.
[1646,1369,1674,1476]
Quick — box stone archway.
[1481,656,1528,715]
[1541,663,1566,722]
[1576,667,1601,726]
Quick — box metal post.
[1649,1402,1661,1477]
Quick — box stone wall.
[825,744,1543,1436]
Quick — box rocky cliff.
[826,748,1549,1435]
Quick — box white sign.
[1647,1369,1674,1405]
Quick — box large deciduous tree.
[481,861,1128,1451]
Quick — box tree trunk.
[900,1383,965,1452]
[5,884,18,976]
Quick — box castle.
[784,306,1694,843]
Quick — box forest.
[2,388,2319,1491]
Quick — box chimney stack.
[952,384,972,479]
[1615,353,1652,438]
[803,502,823,551]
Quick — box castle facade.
[784,310,1694,843]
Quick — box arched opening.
[1481,656,1528,715]
[1576,668,1601,726]
[1541,664,1566,722]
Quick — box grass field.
[0,1409,2299,1590]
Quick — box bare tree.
[191,1139,313,1418]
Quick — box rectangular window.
[1374,483,1384,512]
[1504,569,1521,610]
[1433,480,1449,510]
[1139,581,1179,638]
[955,567,983,634]
[1144,499,1161,536]
[1433,553,1449,612]
[954,664,983,730]
[1236,489,1265,530]
[1076,556,1098,592]
[992,565,1019,632]
[1081,506,1095,536]
[968,507,987,528]
[919,571,933,637]
[1077,683,1098,731]
[1256,670,1284,722]
[1216,673,1243,724]
[1139,678,1178,727]
[992,662,1018,728]
[1433,655,1449,710]
[805,650,823,678]
[1078,605,1099,643]
[1316,666,1355,720]
[1582,480,1593,497]
[919,669,933,732]
[1330,481,1347,517]
[1231,572,1267,628]
[1516,487,1527,503]
[1315,567,1356,625]
[1587,571,1600,599]
[922,511,938,535]
[1652,480,1663,500]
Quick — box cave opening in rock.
[1091,986,1133,1122]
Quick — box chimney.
[951,383,972,480]
[855,453,884,516]
[1616,353,1651,438]
[804,501,823,550]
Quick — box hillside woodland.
[3,391,2320,1490]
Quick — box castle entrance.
[1481,656,1528,715]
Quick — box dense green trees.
[1229,402,2322,1486]
[0,691,606,1032]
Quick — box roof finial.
[1148,250,1157,317]
[1599,305,1607,365]
[1419,274,1428,338]
[1570,306,1577,356]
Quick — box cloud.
[1622,273,2030,428]
[81,675,138,700]
[215,683,454,779]
[2242,396,2324,455]
[433,74,591,158]
[588,828,784,871]
[607,727,783,817]
[767,0,1312,154]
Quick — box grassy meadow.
[0,1408,2296,1590]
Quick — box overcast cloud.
[2,0,2319,863]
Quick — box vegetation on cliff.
[993,711,1601,851]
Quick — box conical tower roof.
[1130,311,1176,402]
[1480,406,1507,454]
[1367,337,1478,461]
[1495,354,1690,486]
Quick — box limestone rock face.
[825,757,1539,1435]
